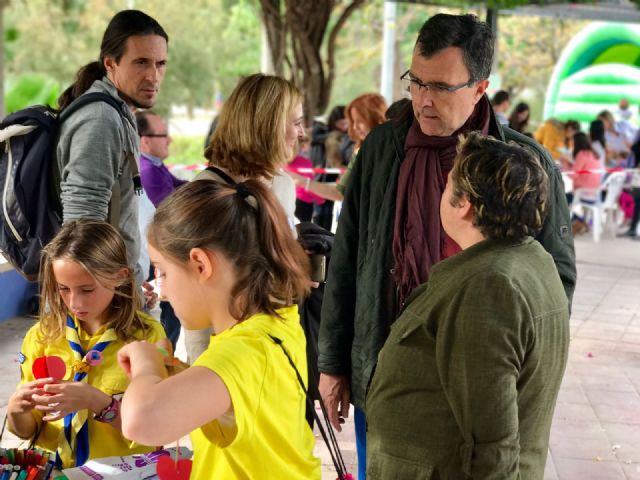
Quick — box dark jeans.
[160,301,181,351]
[355,407,367,479]
[313,201,334,231]
[295,199,314,222]
[148,265,181,350]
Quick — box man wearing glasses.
[136,111,186,207]
[318,13,576,478]
[136,111,185,351]
[55,10,168,286]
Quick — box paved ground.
[1,232,640,479]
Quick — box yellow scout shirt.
[190,305,320,479]
[15,312,166,467]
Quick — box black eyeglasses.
[141,132,169,138]
[400,70,475,95]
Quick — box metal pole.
[380,1,396,105]
[486,8,499,72]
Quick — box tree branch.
[325,0,365,105]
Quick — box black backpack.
[0,92,126,281]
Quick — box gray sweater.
[55,77,142,281]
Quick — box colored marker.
[25,467,38,480]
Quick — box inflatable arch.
[544,22,640,123]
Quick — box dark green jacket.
[318,103,576,409]
[366,238,570,480]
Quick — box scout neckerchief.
[55,314,117,468]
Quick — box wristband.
[94,396,120,423]
[305,177,311,191]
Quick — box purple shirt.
[139,152,187,207]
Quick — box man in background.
[136,111,186,207]
[136,110,185,349]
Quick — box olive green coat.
[366,238,569,480]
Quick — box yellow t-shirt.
[191,305,320,479]
[15,311,166,467]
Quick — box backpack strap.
[205,165,236,186]
[269,335,351,480]
[58,92,124,123]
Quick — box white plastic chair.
[572,171,626,242]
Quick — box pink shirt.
[572,150,602,190]
[287,156,325,205]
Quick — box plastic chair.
[572,171,626,242]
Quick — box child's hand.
[118,341,166,379]
[9,378,52,414]
[155,339,189,376]
[142,281,158,309]
[32,381,104,422]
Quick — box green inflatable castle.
[544,22,640,123]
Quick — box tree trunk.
[260,0,365,120]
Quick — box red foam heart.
[32,356,66,380]
[32,357,49,379]
[156,455,192,480]
[46,356,66,379]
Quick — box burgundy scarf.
[392,96,492,308]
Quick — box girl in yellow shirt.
[7,220,166,468]
[118,179,321,479]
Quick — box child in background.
[7,220,166,468]
[567,133,602,235]
[118,179,321,479]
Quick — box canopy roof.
[401,0,640,23]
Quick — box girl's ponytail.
[148,179,310,321]
[239,179,310,312]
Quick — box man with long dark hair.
[54,10,168,284]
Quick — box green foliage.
[2,0,619,126]
[5,0,109,96]
[497,15,588,125]
[4,0,261,118]
[5,74,60,113]
[166,135,207,166]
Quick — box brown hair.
[57,10,168,111]
[449,132,549,240]
[38,220,146,342]
[205,74,303,179]
[135,110,158,136]
[346,93,388,148]
[148,179,310,321]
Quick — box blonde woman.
[202,73,305,225]
[183,73,305,362]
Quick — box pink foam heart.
[46,356,66,379]
[32,356,66,380]
[156,455,192,480]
